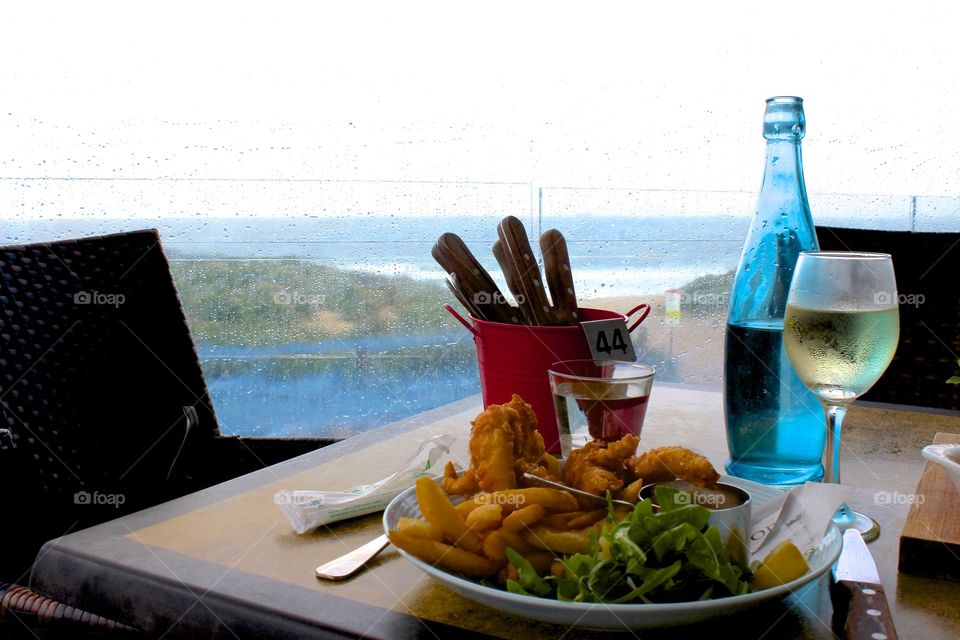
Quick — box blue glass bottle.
[724,96,825,485]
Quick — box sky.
[1,1,959,213]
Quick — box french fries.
[621,478,644,504]
[416,477,483,553]
[565,509,606,530]
[483,529,534,563]
[465,503,503,532]
[455,486,577,516]
[396,517,443,541]
[387,530,499,577]
[501,504,546,533]
[522,525,593,555]
[390,478,624,587]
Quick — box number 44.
[581,318,637,362]
[595,328,629,355]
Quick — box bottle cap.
[763,96,805,140]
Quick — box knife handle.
[540,228,579,325]
[497,215,554,326]
[433,234,518,324]
[832,580,899,640]
[492,239,535,325]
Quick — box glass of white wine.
[784,251,899,541]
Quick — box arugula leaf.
[611,526,647,565]
[555,553,595,602]
[685,531,721,580]
[654,484,686,511]
[496,492,751,604]
[650,522,701,561]
[703,523,727,562]
[505,548,552,597]
[587,559,627,598]
[610,562,683,603]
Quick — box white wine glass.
[784,251,899,541]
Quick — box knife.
[539,228,579,325]
[444,273,486,321]
[431,233,518,324]
[496,215,555,326]
[830,528,899,640]
[492,239,535,325]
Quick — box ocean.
[4,214,748,296]
[4,214,748,437]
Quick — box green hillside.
[169,259,451,347]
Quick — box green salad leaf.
[505,548,552,597]
[504,485,750,604]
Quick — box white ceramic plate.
[383,475,842,630]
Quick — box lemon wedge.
[750,540,810,590]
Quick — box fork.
[315,534,390,581]
[521,473,635,508]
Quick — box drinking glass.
[548,360,655,459]
[784,251,899,541]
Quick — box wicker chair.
[0,230,336,636]
[0,229,228,635]
[817,225,960,410]
[0,230,224,575]
[0,583,138,637]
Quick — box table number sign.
[581,318,637,362]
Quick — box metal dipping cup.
[639,480,752,569]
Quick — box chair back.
[817,226,960,410]
[0,230,220,578]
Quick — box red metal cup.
[445,304,650,453]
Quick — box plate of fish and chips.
[383,395,842,630]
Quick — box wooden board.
[898,432,960,581]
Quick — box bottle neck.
[759,138,806,197]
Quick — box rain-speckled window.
[2,4,958,437]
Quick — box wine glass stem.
[822,403,846,484]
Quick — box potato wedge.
[396,517,443,541]
[416,477,482,553]
[482,529,534,564]
[620,478,644,503]
[518,550,556,575]
[387,530,498,577]
[454,496,482,517]
[539,511,583,529]
[501,504,546,533]
[465,503,503,533]
[472,487,578,513]
[542,453,562,480]
[566,509,606,530]
[523,526,592,555]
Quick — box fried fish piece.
[443,395,558,496]
[628,445,720,489]
[468,404,518,493]
[442,460,479,496]
[561,433,639,497]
